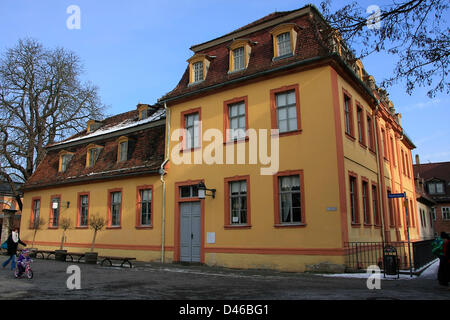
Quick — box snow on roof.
[52,108,165,146]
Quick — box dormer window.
[138,104,150,120]
[228,39,252,73]
[187,54,212,85]
[233,47,244,71]
[193,62,203,82]
[428,181,445,194]
[87,120,102,133]
[117,136,129,162]
[59,151,74,173]
[270,23,298,60]
[86,144,103,168]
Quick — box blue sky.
[1,0,449,163]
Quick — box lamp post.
[197,182,216,199]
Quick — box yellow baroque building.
[20,5,421,272]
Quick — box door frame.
[174,179,205,263]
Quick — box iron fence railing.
[344,240,435,272]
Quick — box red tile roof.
[413,161,450,202]
[159,7,328,103]
[23,109,166,190]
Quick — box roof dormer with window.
[187,54,213,85]
[137,104,150,120]
[86,144,103,168]
[117,136,129,162]
[87,120,103,133]
[228,39,253,73]
[58,151,74,173]
[270,23,299,61]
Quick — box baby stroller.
[14,249,33,279]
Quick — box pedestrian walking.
[442,232,450,287]
[1,228,27,270]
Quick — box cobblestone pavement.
[0,257,449,300]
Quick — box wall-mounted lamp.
[197,182,216,199]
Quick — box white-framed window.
[88,148,101,167]
[139,189,152,226]
[442,207,450,221]
[180,185,199,198]
[229,180,247,225]
[228,101,246,140]
[428,182,445,194]
[193,61,203,82]
[119,141,128,162]
[277,32,291,57]
[79,195,89,227]
[279,175,301,224]
[61,154,73,172]
[233,47,245,71]
[184,113,200,149]
[110,192,121,227]
[276,90,297,133]
[51,197,60,227]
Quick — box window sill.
[363,223,373,228]
[224,224,251,229]
[345,133,356,142]
[106,226,121,230]
[48,226,59,230]
[76,226,89,229]
[374,225,382,229]
[369,149,377,156]
[227,69,246,75]
[135,226,153,230]
[272,53,293,62]
[359,142,367,149]
[223,137,249,145]
[351,223,361,228]
[274,223,306,228]
[271,129,302,138]
[188,80,205,87]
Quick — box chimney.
[415,154,420,165]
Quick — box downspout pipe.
[373,103,386,245]
[160,102,170,263]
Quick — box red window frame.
[48,194,61,229]
[223,96,249,143]
[180,108,202,151]
[356,102,366,147]
[349,172,360,226]
[136,185,154,229]
[77,192,90,228]
[107,188,123,229]
[343,89,355,139]
[361,177,371,226]
[29,197,41,229]
[273,170,306,227]
[224,175,251,229]
[270,84,302,137]
[372,182,381,227]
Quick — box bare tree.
[30,217,46,249]
[89,214,106,252]
[59,217,72,250]
[0,38,105,207]
[320,0,449,97]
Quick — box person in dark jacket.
[438,232,450,286]
[1,228,27,270]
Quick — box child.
[16,249,32,277]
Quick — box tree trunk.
[90,230,97,252]
[60,230,65,250]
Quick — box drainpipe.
[160,102,170,263]
[373,104,386,246]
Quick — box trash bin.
[383,246,398,277]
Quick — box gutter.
[159,102,170,263]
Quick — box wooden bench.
[99,256,136,268]
[35,250,56,260]
[66,252,85,263]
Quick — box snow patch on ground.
[317,259,439,281]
